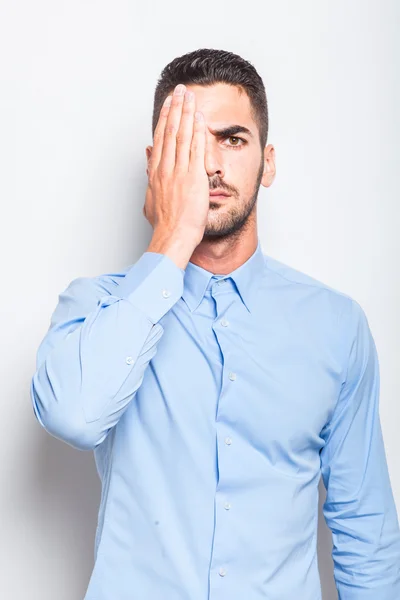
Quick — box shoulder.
[264,253,358,305]
[264,254,348,296]
[262,253,369,333]
[262,254,373,374]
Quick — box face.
[148,83,276,240]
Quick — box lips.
[209,191,230,197]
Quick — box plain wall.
[0,1,399,598]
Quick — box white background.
[0,1,399,598]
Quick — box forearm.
[30,251,184,450]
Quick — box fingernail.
[195,111,203,121]
[164,95,172,107]
[174,84,185,96]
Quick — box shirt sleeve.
[320,298,400,598]
[30,251,184,451]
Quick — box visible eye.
[223,136,247,149]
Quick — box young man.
[30,48,400,599]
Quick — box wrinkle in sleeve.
[30,252,184,450]
[319,298,400,598]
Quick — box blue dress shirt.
[30,237,400,599]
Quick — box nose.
[204,141,225,179]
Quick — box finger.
[189,111,206,172]
[150,95,172,173]
[158,84,186,174]
[175,90,195,173]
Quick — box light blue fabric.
[30,237,400,599]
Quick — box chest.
[132,296,343,479]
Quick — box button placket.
[210,277,238,583]
[213,281,237,388]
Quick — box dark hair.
[152,48,269,149]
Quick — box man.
[30,48,400,599]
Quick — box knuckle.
[174,162,186,174]
[182,104,192,116]
[158,165,169,178]
[176,132,186,145]
[165,124,176,136]
[172,94,183,106]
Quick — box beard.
[202,157,264,240]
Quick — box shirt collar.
[181,237,265,314]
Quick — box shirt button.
[219,567,227,577]
[217,279,226,286]
[225,437,232,445]
[220,318,229,327]
[224,502,231,510]
[162,289,171,298]
[228,372,236,381]
[126,356,134,365]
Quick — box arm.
[31,82,209,452]
[30,251,184,451]
[320,298,400,598]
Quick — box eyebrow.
[208,125,254,139]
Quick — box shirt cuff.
[115,251,185,324]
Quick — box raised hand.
[144,84,209,269]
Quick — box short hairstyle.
[151,48,269,149]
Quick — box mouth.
[209,191,231,198]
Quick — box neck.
[188,228,259,276]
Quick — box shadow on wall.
[25,432,100,599]
[318,477,338,600]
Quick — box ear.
[145,145,153,176]
[260,144,276,188]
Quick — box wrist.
[147,229,197,270]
